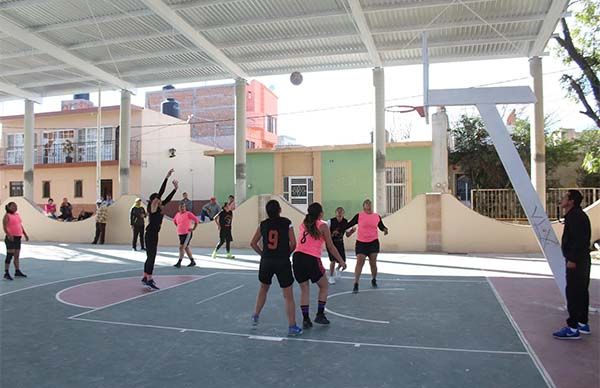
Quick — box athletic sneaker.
[335,268,342,279]
[211,250,217,259]
[552,326,581,340]
[226,253,235,259]
[328,276,336,285]
[251,314,259,326]
[14,269,27,278]
[173,262,182,268]
[371,279,378,288]
[146,279,160,291]
[187,261,196,267]
[302,317,313,329]
[314,313,330,325]
[578,323,591,335]
[352,283,359,294]
[132,247,137,251]
[4,272,13,281]
[141,277,147,285]
[288,325,303,336]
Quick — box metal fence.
[1,140,141,165]
[471,188,600,221]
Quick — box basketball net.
[385,105,425,141]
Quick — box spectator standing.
[181,192,193,212]
[130,198,146,251]
[92,200,108,245]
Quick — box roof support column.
[373,67,386,214]
[431,107,449,192]
[119,89,131,196]
[234,78,247,203]
[23,99,35,201]
[529,56,546,209]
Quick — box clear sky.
[0,46,593,147]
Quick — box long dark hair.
[303,202,323,239]
[266,200,281,219]
[147,193,159,213]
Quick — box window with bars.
[385,161,410,214]
[9,181,23,197]
[283,176,313,210]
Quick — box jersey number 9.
[267,230,279,249]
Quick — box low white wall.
[1,194,597,253]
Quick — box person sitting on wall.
[44,198,57,219]
[77,210,93,221]
[58,197,73,222]
[199,197,221,222]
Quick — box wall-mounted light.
[168,148,176,158]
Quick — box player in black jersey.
[327,207,355,285]
[250,199,302,336]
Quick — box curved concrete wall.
[1,194,597,253]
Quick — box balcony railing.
[471,187,600,221]
[1,140,141,166]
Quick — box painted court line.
[325,288,407,324]
[68,273,220,319]
[0,267,140,297]
[55,276,146,309]
[196,285,245,305]
[486,278,555,388]
[70,316,530,356]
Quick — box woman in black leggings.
[142,169,178,290]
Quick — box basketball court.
[2,243,598,388]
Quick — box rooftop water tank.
[162,98,180,119]
[73,93,90,100]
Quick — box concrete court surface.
[1,243,598,388]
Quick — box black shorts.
[259,258,294,288]
[292,251,325,284]
[327,240,346,262]
[355,239,380,256]
[178,233,193,247]
[219,228,233,242]
[5,236,22,251]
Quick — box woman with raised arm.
[141,169,178,290]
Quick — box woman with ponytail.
[293,202,346,329]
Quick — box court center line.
[69,316,530,356]
[485,277,556,388]
[68,272,220,319]
[196,285,245,305]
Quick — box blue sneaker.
[578,323,591,335]
[288,325,303,336]
[251,314,259,326]
[553,326,581,340]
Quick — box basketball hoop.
[385,105,425,117]
[385,105,425,141]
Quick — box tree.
[449,114,579,189]
[575,129,600,185]
[553,0,600,128]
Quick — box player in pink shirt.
[293,202,346,328]
[3,202,29,281]
[173,203,199,268]
[346,199,389,293]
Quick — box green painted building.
[207,142,432,217]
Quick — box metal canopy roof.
[0,0,568,102]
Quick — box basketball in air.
[290,71,303,85]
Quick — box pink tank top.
[357,212,381,243]
[295,220,326,258]
[5,213,23,237]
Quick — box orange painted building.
[145,80,278,149]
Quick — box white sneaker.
[335,268,343,279]
[328,276,336,285]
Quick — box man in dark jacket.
[553,190,592,340]
[130,198,147,251]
